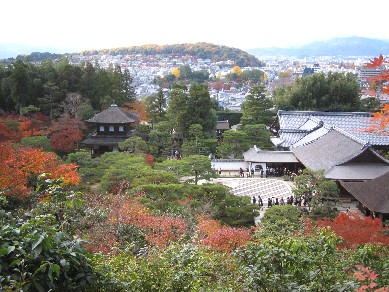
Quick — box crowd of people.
[238,167,303,180]
[252,194,311,209]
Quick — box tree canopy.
[240,85,275,126]
[273,72,362,111]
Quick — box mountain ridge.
[247,36,389,57]
[1,37,389,61]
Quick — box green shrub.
[0,212,95,291]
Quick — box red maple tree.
[317,213,389,249]
[196,216,253,252]
[0,143,80,199]
[48,116,85,154]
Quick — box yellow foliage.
[171,68,181,79]
[232,65,242,76]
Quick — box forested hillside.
[10,42,265,68]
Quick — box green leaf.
[51,263,61,277]
[73,198,83,206]
[33,281,45,292]
[10,259,21,267]
[7,245,15,255]
[31,244,42,259]
[60,258,67,267]
[0,246,8,256]
[32,235,45,250]
[48,263,60,283]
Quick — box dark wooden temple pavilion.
[80,103,139,157]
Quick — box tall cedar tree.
[240,85,274,126]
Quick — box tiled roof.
[274,110,389,147]
[292,128,365,172]
[326,164,389,180]
[291,127,330,148]
[292,127,389,180]
[243,148,299,163]
[216,120,230,130]
[340,171,389,213]
[86,104,139,124]
[80,136,129,146]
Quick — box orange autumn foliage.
[0,119,22,143]
[0,143,80,199]
[364,55,389,132]
[144,153,155,166]
[18,113,51,137]
[317,213,389,249]
[0,113,51,142]
[354,265,389,292]
[100,194,188,250]
[122,102,149,122]
[365,54,388,69]
[197,216,253,252]
[369,104,389,134]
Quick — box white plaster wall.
[211,160,248,171]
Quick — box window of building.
[109,126,115,132]
[99,126,105,132]
[119,126,124,132]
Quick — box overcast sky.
[2,0,388,52]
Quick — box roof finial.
[111,99,117,107]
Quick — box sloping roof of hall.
[325,145,389,180]
[340,171,389,214]
[80,136,129,146]
[86,104,139,124]
[274,110,389,147]
[216,120,231,130]
[243,147,299,163]
[292,127,367,172]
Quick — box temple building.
[80,103,139,157]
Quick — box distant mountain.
[247,37,389,57]
[81,42,265,67]
[1,42,265,68]
[0,43,81,60]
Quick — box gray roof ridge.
[334,147,389,168]
[278,110,372,117]
[289,124,325,148]
[306,117,324,133]
[280,129,309,133]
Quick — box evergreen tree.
[240,85,274,126]
[273,72,361,111]
[145,88,167,124]
[9,59,33,116]
[186,83,217,137]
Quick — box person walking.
[258,196,263,207]
[267,197,272,208]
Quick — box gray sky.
[2,0,388,51]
